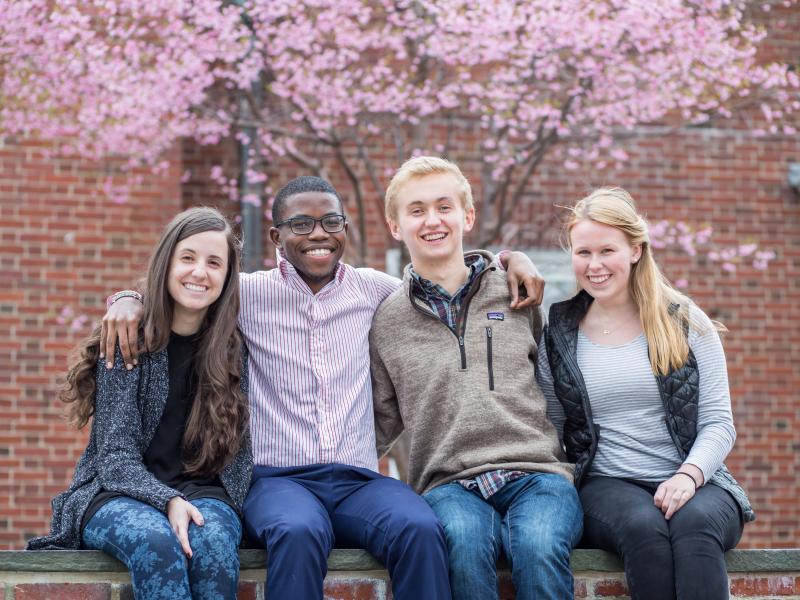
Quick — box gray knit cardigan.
[27,345,252,550]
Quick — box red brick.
[236,580,261,600]
[14,583,111,600]
[594,577,629,597]
[323,577,380,600]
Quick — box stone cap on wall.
[2,549,798,574]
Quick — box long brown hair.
[61,207,248,477]
[565,188,718,376]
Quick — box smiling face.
[167,230,230,330]
[387,172,475,268]
[269,191,347,294]
[570,219,642,306]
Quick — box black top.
[82,332,235,530]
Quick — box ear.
[631,244,642,264]
[463,206,476,233]
[269,227,282,250]
[387,217,403,241]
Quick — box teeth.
[184,283,207,292]
[422,233,446,241]
[304,248,332,256]
[588,274,610,283]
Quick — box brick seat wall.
[1,549,798,599]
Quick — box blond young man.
[369,157,582,600]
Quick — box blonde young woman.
[537,188,752,600]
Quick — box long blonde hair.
[566,187,715,376]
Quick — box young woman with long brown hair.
[538,188,752,600]
[28,207,252,600]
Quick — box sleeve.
[536,330,566,442]
[92,349,183,512]
[357,268,402,304]
[492,249,510,271]
[683,307,736,484]
[369,325,405,457]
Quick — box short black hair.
[272,176,343,224]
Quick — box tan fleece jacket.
[370,250,573,495]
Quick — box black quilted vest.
[543,291,754,522]
[545,291,701,485]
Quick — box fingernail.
[106,362,113,369]
[126,363,133,370]
[99,352,105,358]
[133,358,138,365]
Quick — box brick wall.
[3,568,800,599]
[1,6,798,551]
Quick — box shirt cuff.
[495,249,511,271]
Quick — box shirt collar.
[277,254,346,294]
[410,254,485,300]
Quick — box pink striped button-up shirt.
[238,259,400,472]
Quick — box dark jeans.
[580,476,743,600]
[243,463,451,600]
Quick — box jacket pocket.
[486,326,494,391]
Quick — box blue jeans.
[580,476,743,600]
[243,463,451,600]
[82,496,242,600]
[423,473,583,600]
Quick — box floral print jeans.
[82,496,241,600]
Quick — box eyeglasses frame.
[274,214,348,235]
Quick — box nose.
[191,262,209,278]
[587,254,602,271]
[423,208,441,226]
[307,221,330,240]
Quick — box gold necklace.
[594,307,638,335]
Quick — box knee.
[669,499,729,545]
[267,514,333,552]
[134,527,185,565]
[597,505,668,550]
[392,508,446,547]
[190,522,240,564]
[515,524,573,567]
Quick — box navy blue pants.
[83,496,241,600]
[243,463,451,600]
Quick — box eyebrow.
[287,211,341,219]
[178,247,225,261]
[407,196,455,207]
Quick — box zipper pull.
[486,327,492,338]
[459,335,464,347]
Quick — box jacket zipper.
[485,326,494,390]
[407,264,493,371]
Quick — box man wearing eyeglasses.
[101,175,544,599]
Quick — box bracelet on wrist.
[107,290,143,309]
[674,471,698,489]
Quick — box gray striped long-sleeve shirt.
[539,306,735,484]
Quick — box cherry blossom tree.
[1,0,797,267]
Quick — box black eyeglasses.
[274,214,347,235]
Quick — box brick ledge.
[2,549,798,574]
